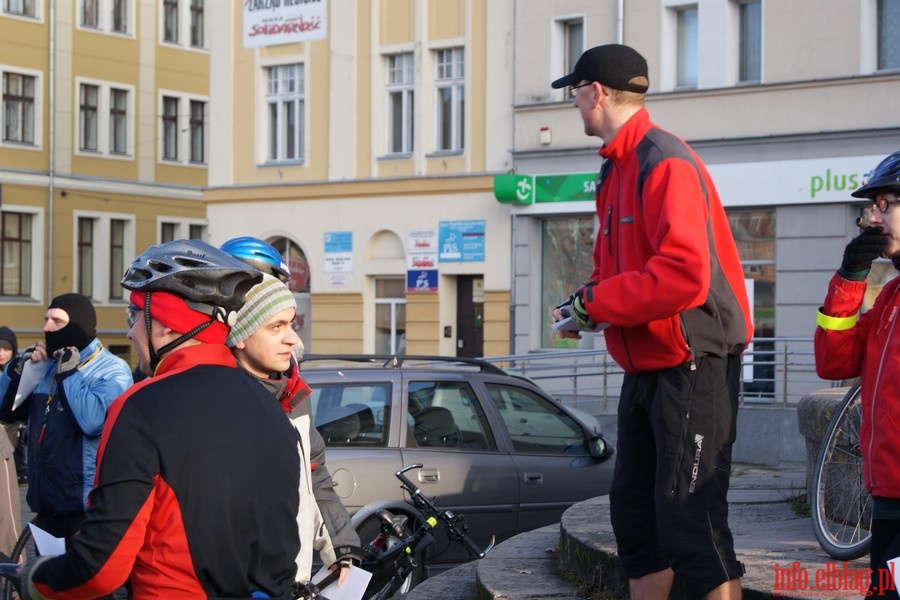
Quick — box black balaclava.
[45,293,97,355]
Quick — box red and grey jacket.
[32,344,301,599]
[582,108,753,374]
[815,271,900,497]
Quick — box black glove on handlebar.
[840,226,887,281]
[334,544,364,566]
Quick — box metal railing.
[482,337,837,415]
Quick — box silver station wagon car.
[301,355,614,574]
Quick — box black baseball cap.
[551,44,649,94]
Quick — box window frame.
[74,77,134,160]
[74,211,136,302]
[3,0,39,19]
[737,0,762,83]
[264,63,305,164]
[433,47,465,153]
[1,68,39,147]
[157,90,208,166]
[161,0,206,50]
[76,0,133,35]
[385,52,415,156]
[877,0,900,70]
[156,217,207,244]
[675,5,699,89]
[0,208,38,298]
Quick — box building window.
[435,47,465,152]
[190,0,204,47]
[163,0,178,43]
[4,0,35,17]
[159,220,205,243]
[375,277,406,355]
[564,19,584,75]
[109,219,125,300]
[162,96,178,159]
[738,1,761,82]
[80,84,99,151]
[112,0,128,33]
[386,53,414,155]
[266,64,304,162]
[189,99,205,163]
[727,208,776,398]
[81,0,98,27]
[878,0,900,70]
[676,6,698,88]
[161,222,176,242]
[2,72,35,144]
[1,211,33,296]
[109,88,128,154]
[78,217,95,297]
[540,217,595,349]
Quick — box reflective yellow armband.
[816,308,858,331]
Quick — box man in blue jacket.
[0,293,132,543]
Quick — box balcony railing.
[483,337,839,415]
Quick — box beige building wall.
[0,2,209,367]
[207,0,515,357]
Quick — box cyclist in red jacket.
[20,240,301,600]
[815,151,900,599]
[551,44,752,600]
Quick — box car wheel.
[358,514,427,598]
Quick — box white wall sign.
[243,0,328,48]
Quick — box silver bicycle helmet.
[852,151,900,199]
[220,236,291,283]
[122,239,262,312]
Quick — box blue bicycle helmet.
[221,236,290,283]
[852,151,900,199]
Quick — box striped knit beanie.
[227,274,296,347]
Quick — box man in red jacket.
[814,151,900,599]
[20,240,301,600]
[551,44,752,600]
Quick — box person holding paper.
[814,151,900,599]
[18,240,302,599]
[0,295,132,547]
[222,250,362,586]
[550,45,753,600]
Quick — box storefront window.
[540,216,595,349]
[727,208,776,397]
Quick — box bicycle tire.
[2,525,32,600]
[810,381,872,560]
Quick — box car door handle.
[418,468,440,483]
[523,472,543,485]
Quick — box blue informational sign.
[324,231,353,253]
[438,220,485,262]
[407,269,439,292]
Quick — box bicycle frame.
[360,464,494,600]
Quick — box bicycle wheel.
[810,382,872,560]
[2,525,32,600]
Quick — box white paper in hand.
[310,564,372,600]
[14,359,52,410]
[29,523,66,557]
[553,316,609,333]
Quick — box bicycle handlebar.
[394,464,494,558]
[0,562,19,582]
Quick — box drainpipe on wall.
[47,0,56,301]
[616,0,624,43]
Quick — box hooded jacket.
[815,271,900,497]
[581,108,752,373]
[0,338,132,515]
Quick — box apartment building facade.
[206,0,515,357]
[0,0,210,364]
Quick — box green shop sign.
[493,173,598,205]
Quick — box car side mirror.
[589,435,614,461]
